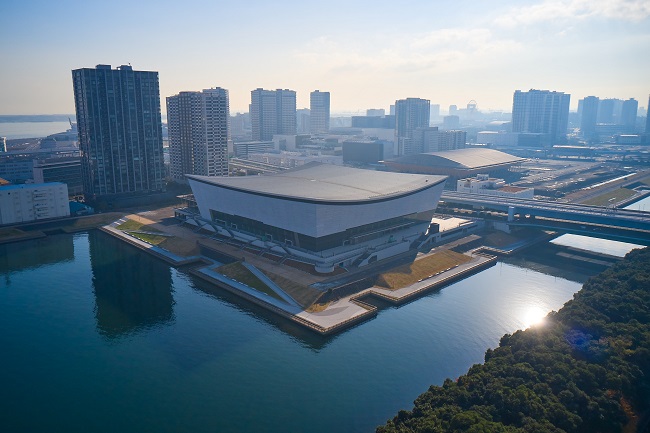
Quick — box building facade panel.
[0,183,69,225]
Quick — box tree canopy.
[378,247,650,433]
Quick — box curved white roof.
[186,162,446,204]
[393,148,525,170]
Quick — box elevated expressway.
[440,192,650,245]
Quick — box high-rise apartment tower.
[580,96,599,140]
[620,98,638,132]
[512,89,570,144]
[167,88,230,182]
[395,98,430,156]
[310,90,330,134]
[646,95,650,133]
[72,64,165,200]
[250,88,296,141]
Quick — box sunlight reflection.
[521,306,547,329]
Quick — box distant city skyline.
[2,0,649,115]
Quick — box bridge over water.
[440,192,650,246]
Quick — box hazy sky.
[1,0,648,115]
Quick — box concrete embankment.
[98,218,498,336]
[99,225,204,267]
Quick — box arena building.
[179,163,446,273]
[384,148,526,181]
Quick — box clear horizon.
[1,0,649,115]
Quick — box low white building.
[476,131,519,147]
[0,182,70,225]
[457,174,534,199]
[247,151,342,168]
[232,141,276,158]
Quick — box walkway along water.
[99,217,497,335]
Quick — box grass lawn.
[116,219,145,231]
[260,270,323,308]
[130,232,168,245]
[69,212,124,228]
[216,262,285,302]
[157,236,199,256]
[306,302,330,313]
[581,188,637,206]
[116,218,161,232]
[375,250,471,290]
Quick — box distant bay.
[0,121,73,139]
[0,114,75,123]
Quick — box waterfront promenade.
[99,208,497,335]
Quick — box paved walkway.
[101,211,496,335]
[102,218,205,266]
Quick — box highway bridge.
[440,192,650,245]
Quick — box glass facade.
[209,209,435,252]
[72,65,165,199]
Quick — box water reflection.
[0,235,74,274]
[520,305,548,329]
[187,273,334,351]
[502,241,613,283]
[89,231,174,338]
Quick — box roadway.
[440,192,650,242]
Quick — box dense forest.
[378,247,650,433]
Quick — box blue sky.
[1,0,648,114]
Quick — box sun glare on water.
[521,306,547,329]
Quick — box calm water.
[0,230,613,433]
[0,121,71,139]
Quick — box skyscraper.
[250,88,296,141]
[72,64,165,200]
[395,97,430,156]
[167,88,230,182]
[412,127,438,154]
[646,95,650,134]
[598,98,619,123]
[580,96,599,140]
[438,130,467,151]
[310,90,330,134]
[430,104,441,120]
[512,89,570,144]
[620,98,638,132]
